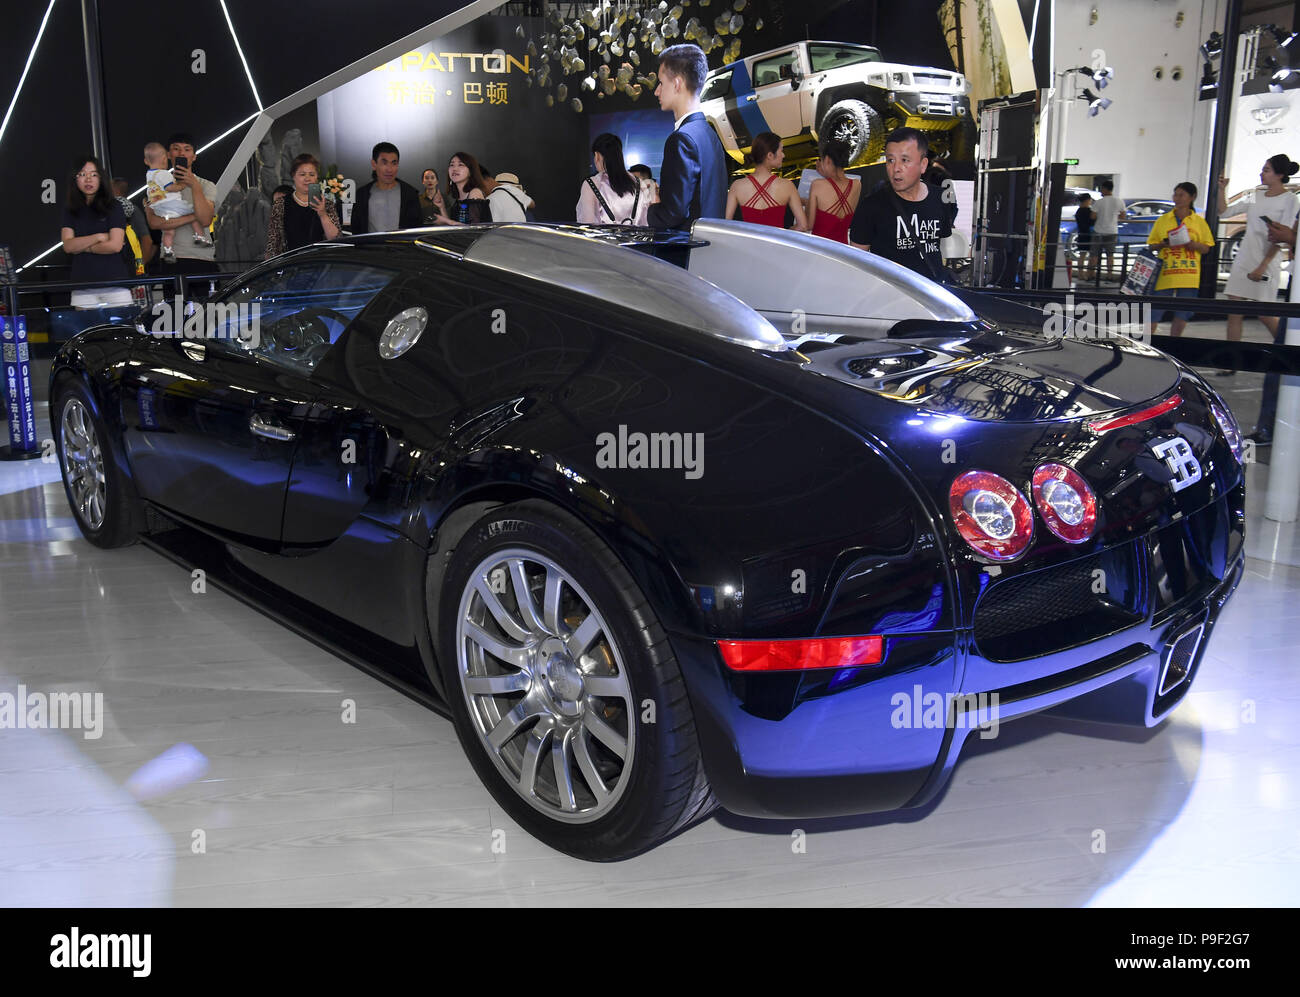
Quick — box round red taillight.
[948,470,1034,561]
[1032,462,1098,544]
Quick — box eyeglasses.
[77,172,100,179]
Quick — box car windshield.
[808,44,882,73]
[213,260,396,370]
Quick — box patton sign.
[371,48,531,109]
[316,16,590,221]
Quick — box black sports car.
[51,221,1245,860]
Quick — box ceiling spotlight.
[1079,88,1111,115]
[1266,26,1297,53]
[1199,31,1223,63]
[1067,65,1112,89]
[1199,61,1219,96]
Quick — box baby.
[142,141,212,260]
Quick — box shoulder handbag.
[585,177,641,225]
[1121,247,1163,296]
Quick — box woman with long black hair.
[576,133,650,225]
[441,152,492,225]
[60,155,133,309]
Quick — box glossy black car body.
[51,220,1245,858]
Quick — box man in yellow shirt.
[1147,181,1215,337]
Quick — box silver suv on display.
[700,40,975,167]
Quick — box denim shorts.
[1153,285,1198,322]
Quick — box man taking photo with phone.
[143,132,217,276]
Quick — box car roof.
[337,224,786,352]
[708,40,881,76]
[335,223,701,255]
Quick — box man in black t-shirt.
[849,127,951,280]
[1074,193,1096,281]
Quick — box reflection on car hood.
[796,324,1181,423]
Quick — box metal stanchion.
[1267,314,1300,523]
[1,281,40,461]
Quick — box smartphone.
[173,156,189,171]
[307,182,322,202]
[1260,215,1274,226]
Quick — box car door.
[280,265,467,548]
[750,48,807,138]
[121,257,392,550]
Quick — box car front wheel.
[52,377,142,548]
[822,99,884,166]
[436,499,716,860]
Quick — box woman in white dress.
[1220,154,1300,368]
[1253,213,1300,442]
[576,133,651,226]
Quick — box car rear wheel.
[52,378,141,548]
[822,99,884,166]
[436,499,716,860]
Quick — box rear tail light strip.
[1087,393,1181,433]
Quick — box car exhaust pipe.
[1159,620,1206,697]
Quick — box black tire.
[51,376,141,548]
[950,115,978,163]
[821,99,884,167]
[435,499,716,861]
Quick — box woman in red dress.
[725,132,808,231]
[807,139,860,243]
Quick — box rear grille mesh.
[976,559,1100,640]
[974,548,1145,662]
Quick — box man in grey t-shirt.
[368,184,400,232]
[350,141,422,233]
[143,133,218,275]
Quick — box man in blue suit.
[648,44,728,230]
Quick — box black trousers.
[1258,317,1289,432]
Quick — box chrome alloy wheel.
[831,117,860,147]
[456,549,636,823]
[60,398,106,531]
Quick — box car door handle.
[746,94,759,101]
[181,341,206,362]
[249,413,296,441]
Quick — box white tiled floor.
[1,384,1296,907]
